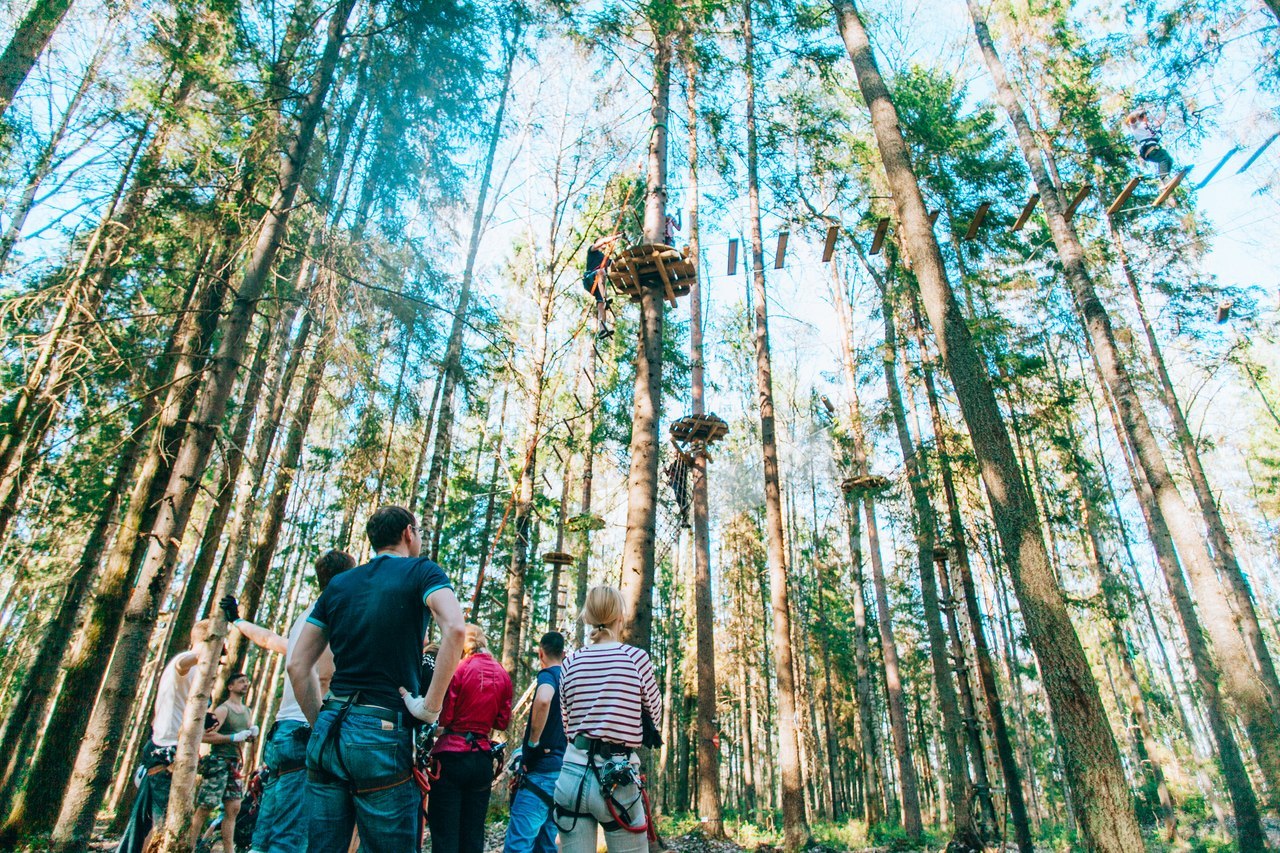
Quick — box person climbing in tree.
[503,632,567,853]
[194,672,259,853]
[1125,108,1175,178]
[663,210,681,245]
[553,586,662,853]
[221,548,356,853]
[426,624,513,853]
[582,234,621,340]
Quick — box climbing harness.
[552,737,652,838]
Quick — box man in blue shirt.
[289,506,465,853]
[503,632,567,853]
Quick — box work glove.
[232,730,253,743]
[398,687,441,724]
[219,595,241,624]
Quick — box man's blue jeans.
[503,768,560,853]
[304,709,420,853]
[250,719,310,852]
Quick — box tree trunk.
[909,292,1029,851]
[679,40,724,837]
[619,33,672,653]
[46,5,356,846]
[421,27,518,539]
[0,0,74,119]
[743,4,806,846]
[0,23,107,270]
[830,3,1145,849]
[964,0,1280,796]
[877,268,972,841]
[1086,343,1266,850]
[157,303,335,851]
[828,261,884,827]
[1110,219,1280,719]
[1,241,228,840]
[0,267,203,815]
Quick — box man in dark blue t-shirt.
[289,506,465,853]
[503,632,566,853]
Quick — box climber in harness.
[288,505,466,853]
[1124,108,1175,179]
[552,586,663,853]
[503,632,567,853]
[583,234,622,340]
[425,623,512,853]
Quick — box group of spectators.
[127,504,662,853]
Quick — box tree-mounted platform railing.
[607,243,696,307]
[669,413,729,446]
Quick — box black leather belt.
[322,698,405,726]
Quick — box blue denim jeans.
[251,719,310,852]
[503,768,560,853]
[304,709,420,853]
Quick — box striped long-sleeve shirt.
[560,641,662,749]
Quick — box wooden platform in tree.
[670,413,729,446]
[566,513,605,533]
[607,243,695,306]
[541,551,576,565]
[841,474,891,494]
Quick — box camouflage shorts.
[196,756,243,808]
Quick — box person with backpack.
[503,632,567,853]
[426,624,513,853]
[553,586,662,853]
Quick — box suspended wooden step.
[869,218,890,254]
[963,202,991,241]
[542,551,576,566]
[1064,184,1092,221]
[727,238,739,275]
[821,225,839,262]
[1012,193,1040,231]
[1152,167,1191,208]
[840,474,891,494]
[820,395,836,415]
[932,545,950,563]
[1196,147,1239,189]
[1106,177,1140,216]
[607,243,696,306]
[774,231,789,269]
[670,413,729,447]
[1216,299,1233,324]
[566,512,605,532]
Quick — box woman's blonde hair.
[580,585,627,643]
[463,624,488,655]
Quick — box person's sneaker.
[598,327,614,340]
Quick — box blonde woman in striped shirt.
[553,586,662,853]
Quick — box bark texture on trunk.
[0,0,73,119]
[831,3,1144,849]
[681,49,724,834]
[743,4,807,847]
[619,35,672,653]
